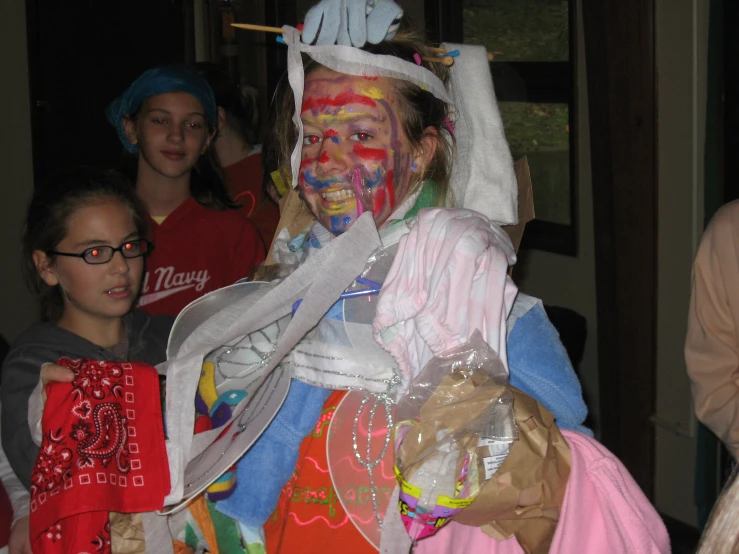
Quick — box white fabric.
[373,208,518,398]
[160,213,382,506]
[442,42,518,225]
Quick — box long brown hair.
[273,22,454,206]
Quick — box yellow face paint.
[358,85,385,100]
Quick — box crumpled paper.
[454,386,572,554]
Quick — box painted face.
[299,68,419,234]
[125,91,212,180]
[48,200,144,326]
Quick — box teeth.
[108,287,126,293]
[322,189,356,202]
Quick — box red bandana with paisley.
[29,358,170,554]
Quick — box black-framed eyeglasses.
[50,239,154,265]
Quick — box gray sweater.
[0,310,173,489]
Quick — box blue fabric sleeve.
[215,379,331,527]
[507,303,592,436]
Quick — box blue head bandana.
[106,64,218,153]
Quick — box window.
[427,0,577,255]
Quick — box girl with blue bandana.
[106,65,265,316]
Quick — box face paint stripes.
[302,92,377,112]
[302,170,343,190]
[353,144,387,161]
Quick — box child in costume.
[107,65,265,316]
[189,5,664,552]
[0,169,173,551]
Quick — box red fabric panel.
[30,359,169,554]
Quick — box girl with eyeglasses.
[0,168,174,551]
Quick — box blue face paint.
[302,170,343,190]
[329,215,355,234]
[330,215,344,233]
[363,166,384,188]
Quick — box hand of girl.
[40,363,74,386]
[40,363,74,401]
[8,515,32,554]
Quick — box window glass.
[501,102,571,225]
[463,0,569,62]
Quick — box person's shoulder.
[698,200,739,257]
[192,203,251,226]
[2,322,65,379]
[214,207,263,240]
[707,200,739,235]
[6,322,68,357]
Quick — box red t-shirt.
[139,197,265,316]
[223,153,280,248]
[264,390,378,554]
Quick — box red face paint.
[353,143,387,161]
[324,129,339,139]
[317,151,330,164]
[300,157,315,169]
[302,91,377,112]
[373,188,386,216]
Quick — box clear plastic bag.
[393,330,518,542]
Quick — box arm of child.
[0,396,31,554]
[686,204,739,459]
[507,298,591,435]
[1,357,73,489]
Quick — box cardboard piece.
[502,156,536,253]
[453,387,571,554]
[257,186,316,271]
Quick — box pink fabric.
[373,209,518,396]
[413,430,670,554]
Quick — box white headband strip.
[284,26,518,226]
[285,25,450,191]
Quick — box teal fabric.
[106,64,217,153]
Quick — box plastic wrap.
[393,330,517,542]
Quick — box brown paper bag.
[396,367,511,480]
[110,511,146,554]
[454,387,571,554]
